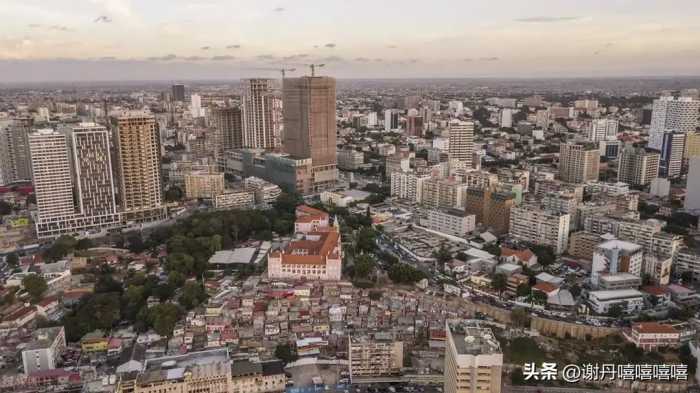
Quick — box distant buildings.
[21,327,66,376]
[444,320,502,393]
[212,106,243,151]
[685,157,700,210]
[658,130,686,179]
[559,142,600,183]
[586,118,618,142]
[171,84,186,102]
[617,146,659,186]
[337,149,365,170]
[0,117,34,184]
[184,170,224,199]
[448,120,474,169]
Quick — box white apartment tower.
[587,118,619,142]
[448,120,474,168]
[445,320,502,393]
[649,96,700,150]
[509,204,571,254]
[559,142,600,183]
[241,78,279,150]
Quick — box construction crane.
[243,67,296,79]
[307,63,325,76]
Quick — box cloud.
[99,56,117,61]
[226,44,241,49]
[147,54,177,61]
[463,58,473,62]
[514,16,581,23]
[200,46,211,50]
[324,43,336,48]
[28,24,42,28]
[283,53,309,61]
[273,7,285,12]
[479,57,500,61]
[94,15,113,23]
[354,57,370,62]
[373,58,383,62]
[49,25,73,32]
[321,56,343,62]
[256,54,276,60]
[184,56,205,61]
[386,45,398,49]
[211,55,235,61]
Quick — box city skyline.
[2,0,700,81]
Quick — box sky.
[2,0,700,81]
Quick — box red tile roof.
[501,247,535,262]
[532,282,558,294]
[633,322,678,335]
[641,286,669,296]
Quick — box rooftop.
[597,239,642,253]
[447,320,501,356]
[208,248,257,265]
[25,326,64,350]
[632,322,678,335]
[589,288,644,300]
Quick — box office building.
[568,231,605,261]
[0,117,33,183]
[590,239,644,288]
[444,320,502,393]
[686,132,700,158]
[214,189,255,210]
[367,111,378,127]
[390,172,430,203]
[190,93,203,118]
[588,289,645,314]
[348,335,403,380]
[384,110,399,131]
[509,204,570,254]
[586,118,618,142]
[283,76,338,192]
[448,120,474,168]
[499,108,513,128]
[559,142,600,183]
[685,158,700,210]
[21,327,66,376]
[212,106,243,151]
[172,84,186,102]
[648,96,699,150]
[427,208,476,237]
[112,112,167,223]
[184,170,225,199]
[617,146,660,186]
[223,149,314,194]
[241,79,279,150]
[659,130,686,179]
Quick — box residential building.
[241,79,279,150]
[427,208,476,237]
[390,172,430,203]
[406,115,424,137]
[508,204,570,254]
[214,189,255,210]
[591,239,644,288]
[568,231,604,261]
[598,273,642,290]
[172,84,186,102]
[0,117,33,183]
[559,142,600,183]
[586,118,618,142]
[385,153,411,177]
[675,247,700,282]
[348,335,403,380]
[244,177,282,207]
[21,327,66,376]
[337,149,365,170]
[448,120,474,169]
[230,359,286,393]
[384,110,399,131]
[212,106,243,150]
[648,96,699,150]
[112,112,167,223]
[659,130,686,179]
[444,320,502,393]
[283,76,337,192]
[184,170,225,199]
[617,146,660,186]
[642,253,672,286]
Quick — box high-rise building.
[29,124,121,238]
[406,115,424,137]
[21,327,66,376]
[384,109,399,131]
[283,76,337,192]
[212,106,243,150]
[348,334,403,380]
[617,146,660,186]
[586,118,618,142]
[70,123,120,221]
[509,204,571,254]
[559,142,600,183]
[112,112,167,223]
[172,84,186,102]
[686,132,700,159]
[648,96,699,150]
[241,79,279,150]
[659,131,686,179]
[499,108,513,128]
[184,170,225,199]
[448,120,474,168]
[0,117,34,183]
[444,320,502,393]
[190,93,203,118]
[367,111,378,127]
[685,157,700,210]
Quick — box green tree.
[432,243,452,267]
[274,343,298,364]
[531,290,548,305]
[164,186,184,202]
[680,343,698,375]
[511,307,531,328]
[355,227,377,254]
[180,281,207,310]
[44,235,77,261]
[354,254,376,280]
[492,273,507,294]
[531,245,556,266]
[149,304,180,337]
[388,263,426,284]
[5,253,19,267]
[22,274,48,303]
[75,238,94,250]
[516,283,531,297]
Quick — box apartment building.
[348,334,403,380]
[508,204,570,254]
[427,208,476,237]
[444,320,502,393]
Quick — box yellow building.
[81,331,108,353]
